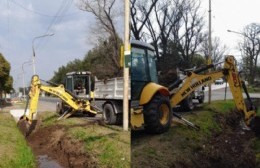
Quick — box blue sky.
[0,0,123,90]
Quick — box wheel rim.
[159,104,169,125]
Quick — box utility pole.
[22,61,32,99]
[123,0,130,131]
[208,0,212,104]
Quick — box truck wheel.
[56,101,66,115]
[181,95,194,111]
[143,94,172,134]
[198,94,205,104]
[56,102,62,115]
[103,103,117,125]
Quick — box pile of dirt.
[26,124,97,168]
[194,110,256,168]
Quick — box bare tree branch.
[78,0,122,74]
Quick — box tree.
[51,59,85,84]
[82,37,123,79]
[131,0,205,72]
[174,0,205,69]
[51,37,122,84]
[130,0,159,40]
[239,23,260,84]
[200,35,228,64]
[78,0,123,75]
[145,0,185,70]
[0,53,13,97]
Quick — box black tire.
[56,101,66,115]
[103,103,117,125]
[143,94,172,134]
[57,102,71,115]
[181,95,194,111]
[198,93,205,104]
[56,102,62,115]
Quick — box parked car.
[215,78,224,85]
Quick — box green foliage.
[51,36,123,84]
[0,53,13,94]
[0,113,35,168]
[82,37,123,79]
[70,127,130,168]
[204,100,235,114]
[51,59,85,84]
[192,54,206,68]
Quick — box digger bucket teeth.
[17,117,37,137]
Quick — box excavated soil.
[191,110,257,168]
[132,108,260,168]
[26,124,97,168]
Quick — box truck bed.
[94,77,130,100]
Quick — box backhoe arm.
[170,70,223,106]
[170,55,256,126]
[22,75,97,123]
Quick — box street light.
[32,33,54,75]
[227,29,246,37]
[22,60,32,99]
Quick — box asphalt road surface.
[204,85,232,102]
[38,98,58,112]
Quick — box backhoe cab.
[130,40,257,134]
[130,40,172,133]
[63,71,94,99]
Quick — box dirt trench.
[174,110,259,168]
[194,111,257,168]
[26,124,97,168]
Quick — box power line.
[9,0,77,17]
[35,0,74,50]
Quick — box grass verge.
[0,112,35,168]
[38,112,130,168]
[131,100,258,168]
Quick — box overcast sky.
[1,0,260,91]
[0,0,123,90]
[200,0,260,56]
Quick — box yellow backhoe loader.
[17,73,101,136]
[130,40,257,134]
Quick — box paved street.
[204,83,260,102]
[36,83,260,111]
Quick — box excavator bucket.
[17,95,37,137]
[17,117,30,137]
[17,116,37,137]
